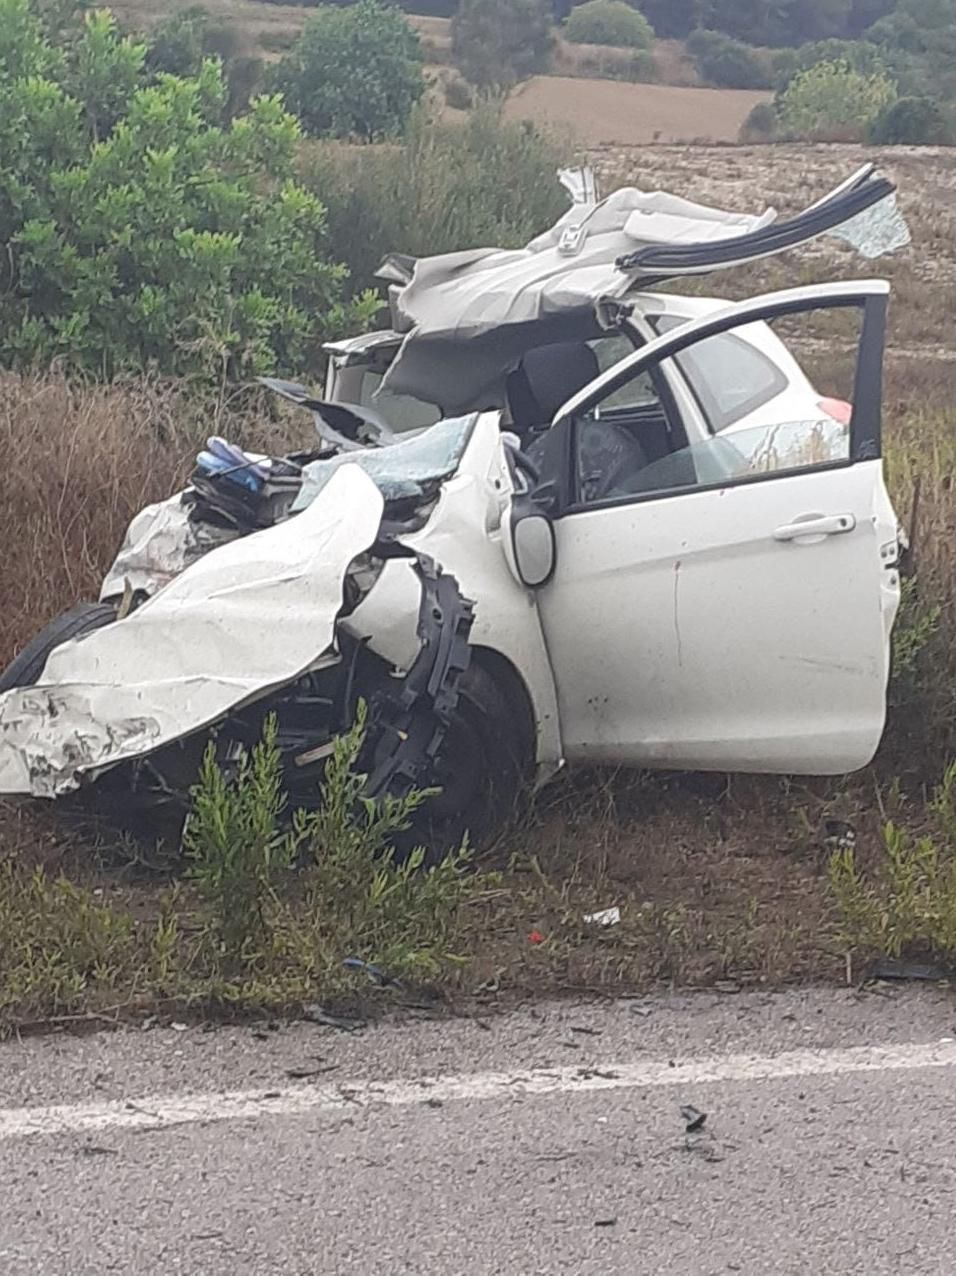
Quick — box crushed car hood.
[378,164,910,413]
[0,466,385,797]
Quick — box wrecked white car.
[0,165,907,855]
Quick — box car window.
[587,334,657,413]
[579,415,848,505]
[651,315,787,432]
[358,369,442,433]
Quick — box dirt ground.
[504,77,771,146]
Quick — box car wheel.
[399,661,535,864]
[0,602,117,693]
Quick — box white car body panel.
[535,280,898,774]
[0,467,385,797]
[539,460,898,772]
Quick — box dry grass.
[0,376,193,664]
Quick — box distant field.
[109,0,762,143]
[504,76,770,146]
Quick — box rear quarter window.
[652,314,788,433]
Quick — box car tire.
[402,660,535,864]
[0,602,117,694]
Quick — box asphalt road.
[2,985,956,1275]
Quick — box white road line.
[2,1039,955,1142]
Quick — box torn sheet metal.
[0,466,385,798]
[378,165,908,412]
[99,491,232,600]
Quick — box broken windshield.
[292,414,478,510]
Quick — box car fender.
[395,415,564,784]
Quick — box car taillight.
[818,396,852,426]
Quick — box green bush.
[686,29,771,89]
[185,716,294,964]
[268,0,424,140]
[564,0,653,49]
[777,57,897,139]
[0,0,378,380]
[868,93,952,143]
[302,104,568,298]
[451,0,554,89]
[771,38,890,92]
[829,763,956,965]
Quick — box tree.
[777,57,897,137]
[686,29,771,87]
[868,93,952,142]
[635,0,700,38]
[452,0,554,90]
[700,0,853,46]
[771,37,890,91]
[564,0,653,47]
[0,0,377,379]
[269,0,424,140]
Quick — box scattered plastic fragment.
[680,1104,707,1133]
[528,930,545,944]
[583,907,621,927]
[594,1218,618,1228]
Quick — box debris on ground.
[584,907,621,927]
[343,956,404,988]
[301,1003,366,1032]
[868,957,948,982]
[680,1104,707,1133]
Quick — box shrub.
[565,44,656,79]
[739,99,777,139]
[451,0,554,89]
[777,58,897,140]
[144,6,213,77]
[564,0,653,49]
[185,715,294,964]
[868,93,952,143]
[268,0,424,140]
[443,70,474,109]
[0,0,377,380]
[301,104,568,298]
[686,29,771,89]
[828,763,956,965]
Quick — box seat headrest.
[507,341,600,433]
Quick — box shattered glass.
[827,192,911,260]
[293,414,477,510]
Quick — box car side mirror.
[511,511,556,587]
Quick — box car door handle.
[773,513,856,542]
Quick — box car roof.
[323,292,730,360]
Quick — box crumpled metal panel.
[0,466,385,798]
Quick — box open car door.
[531,281,900,775]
